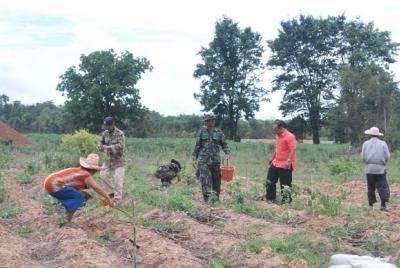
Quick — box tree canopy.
[194,16,267,141]
[57,49,152,133]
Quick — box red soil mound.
[0,121,32,146]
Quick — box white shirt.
[361,137,390,174]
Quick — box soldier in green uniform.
[192,114,230,202]
[154,159,184,187]
[98,116,126,200]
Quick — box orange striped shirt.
[44,167,91,194]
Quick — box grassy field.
[0,134,400,267]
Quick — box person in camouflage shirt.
[98,116,126,200]
[192,114,230,202]
[154,159,183,187]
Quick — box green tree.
[268,15,345,144]
[336,64,398,145]
[268,15,399,144]
[287,116,308,142]
[194,17,267,141]
[57,49,152,133]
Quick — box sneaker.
[266,199,278,204]
[380,206,388,212]
[108,193,115,198]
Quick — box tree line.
[1,14,399,146]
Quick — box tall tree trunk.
[309,110,320,144]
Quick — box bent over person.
[98,116,126,200]
[154,159,184,187]
[361,127,391,211]
[192,114,230,203]
[44,154,115,223]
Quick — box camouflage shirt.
[154,163,179,180]
[100,127,125,168]
[192,127,230,165]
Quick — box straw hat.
[364,127,384,136]
[80,153,102,170]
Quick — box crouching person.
[154,159,184,187]
[44,153,115,223]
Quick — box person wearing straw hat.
[192,114,230,203]
[44,153,115,223]
[98,116,126,200]
[361,127,391,211]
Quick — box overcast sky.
[0,0,399,119]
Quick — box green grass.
[4,134,400,266]
[89,231,116,245]
[0,172,7,203]
[14,161,38,184]
[15,222,36,238]
[0,204,23,218]
[241,239,268,253]
[35,194,59,214]
[363,233,397,256]
[268,232,332,268]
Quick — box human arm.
[104,132,125,154]
[176,171,184,182]
[219,131,231,160]
[192,131,202,168]
[284,135,297,169]
[383,142,390,163]
[98,132,106,151]
[284,148,296,169]
[85,177,115,207]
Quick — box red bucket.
[221,160,235,182]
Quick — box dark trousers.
[266,165,292,202]
[367,173,390,206]
[199,164,221,202]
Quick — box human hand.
[192,160,198,169]
[98,144,104,151]
[103,198,116,208]
[284,160,291,169]
[225,154,231,160]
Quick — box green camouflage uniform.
[154,163,180,186]
[99,127,125,199]
[100,127,125,168]
[192,127,230,202]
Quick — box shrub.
[0,172,7,203]
[62,130,99,155]
[328,161,356,181]
[0,136,14,146]
[14,161,38,184]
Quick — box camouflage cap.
[203,114,216,122]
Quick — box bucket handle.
[224,158,229,167]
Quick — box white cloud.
[0,0,399,119]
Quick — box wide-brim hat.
[364,127,384,136]
[80,153,102,170]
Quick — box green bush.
[14,161,38,184]
[0,172,7,203]
[0,136,14,146]
[328,161,356,180]
[62,129,99,155]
